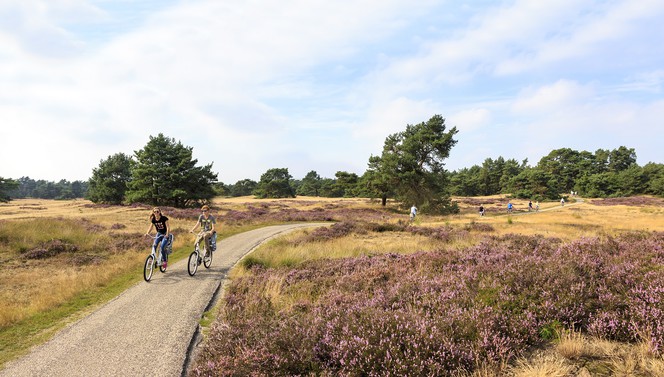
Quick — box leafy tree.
[366,115,458,214]
[537,148,583,193]
[319,178,342,198]
[362,155,394,205]
[449,166,482,196]
[643,163,664,197]
[334,171,359,197]
[297,170,323,196]
[507,167,560,200]
[87,153,134,204]
[126,134,218,207]
[230,179,257,197]
[608,146,637,172]
[0,177,19,202]
[253,168,295,198]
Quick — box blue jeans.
[153,234,169,261]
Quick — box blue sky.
[1,0,662,184]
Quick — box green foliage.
[230,179,258,197]
[365,115,459,214]
[296,170,322,196]
[8,177,88,200]
[87,153,134,204]
[450,146,649,199]
[0,177,19,202]
[253,168,295,199]
[125,134,218,207]
[334,171,360,198]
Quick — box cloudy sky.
[1,0,662,184]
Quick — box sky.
[1,0,663,184]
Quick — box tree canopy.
[87,153,134,204]
[0,177,19,202]
[253,168,295,199]
[125,134,218,207]
[365,115,459,214]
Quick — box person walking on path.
[528,201,533,212]
[507,201,514,214]
[145,207,170,269]
[561,198,565,206]
[535,201,540,212]
[479,205,485,216]
[409,205,418,222]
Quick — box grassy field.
[1,195,663,375]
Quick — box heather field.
[1,195,663,375]
[189,196,664,376]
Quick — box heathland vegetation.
[1,115,663,374]
[1,195,662,376]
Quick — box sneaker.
[163,261,167,269]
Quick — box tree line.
[2,115,663,212]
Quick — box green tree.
[366,115,458,214]
[362,155,394,205]
[319,178,342,197]
[297,170,322,196]
[230,179,257,197]
[253,168,295,198]
[334,171,359,197]
[0,177,19,202]
[87,153,134,204]
[537,148,583,193]
[126,134,218,207]
[608,146,637,172]
[643,162,664,197]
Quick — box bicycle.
[187,231,214,276]
[144,234,173,282]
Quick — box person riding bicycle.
[190,205,216,252]
[145,207,171,269]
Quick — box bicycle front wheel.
[188,251,199,276]
[203,248,212,269]
[144,255,155,282]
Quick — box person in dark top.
[479,205,485,216]
[145,207,171,268]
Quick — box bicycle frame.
[144,234,171,282]
[188,231,213,276]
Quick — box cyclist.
[145,207,170,269]
[190,205,216,252]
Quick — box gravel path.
[0,223,328,377]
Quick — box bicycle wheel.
[188,251,199,276]
[144,254,155,282]
[203,248,212,268]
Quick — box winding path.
[0,223,328,377]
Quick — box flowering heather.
[223,206,393,225]
[590,196,664,207]
[191,231,664,376]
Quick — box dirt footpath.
[0,223,328,377]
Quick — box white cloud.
[0,0,663,184]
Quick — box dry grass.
[2,195,664,372]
